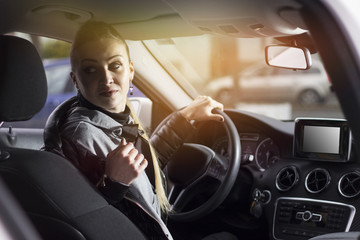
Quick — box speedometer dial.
[255,138,280,171]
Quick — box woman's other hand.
[105,138,148,185]
[180,96,224,123]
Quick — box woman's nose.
[102,69,114,85]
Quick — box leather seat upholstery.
[0,35,146,240]
[42,96,77,157]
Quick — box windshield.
[144,36,343,120]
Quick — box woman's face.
[71,38,134,113]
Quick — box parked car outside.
[205,59,331,106]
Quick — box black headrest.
[0,35,47,122]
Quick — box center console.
[273,197,355,239]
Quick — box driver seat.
[0,35,146,240]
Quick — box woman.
[48,21,235,239]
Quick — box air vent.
[305,168,331,193]
[338,172,360,198]
[275,166,299,191]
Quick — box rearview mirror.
[265,45,311,70]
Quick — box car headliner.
[0,0,306,41]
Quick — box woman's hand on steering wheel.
[179,96,224,123]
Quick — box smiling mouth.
[100,90,118,97]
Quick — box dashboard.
[193,109,360,240]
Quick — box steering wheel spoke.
[205,153,228,182]
[169,180,208,212]
[169,154,229,212]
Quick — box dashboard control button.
[312,214,322,222]
[296,212,304,220]
[303,211,312,221]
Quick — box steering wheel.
[166,109,241,222]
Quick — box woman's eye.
[84,66,97,73]
[109,62,121,70]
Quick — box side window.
[45,61,73,95]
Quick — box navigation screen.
[303,126,340,154]
[294,118,351,162]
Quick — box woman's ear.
[70,72,79,90]
[129,61,135,81]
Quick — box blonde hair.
[127,100,171,213]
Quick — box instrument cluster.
[211,133,280,171]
